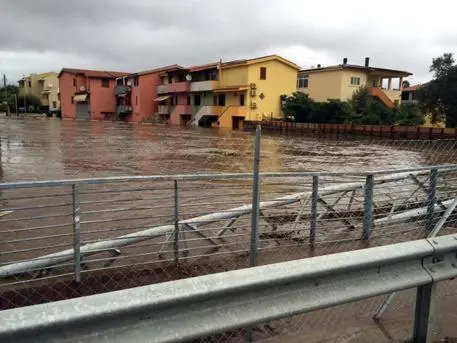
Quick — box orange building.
[59,68,128,120]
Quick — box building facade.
[59,68,128,120]
[155,55,300,129]
[115,65,182,123]
[297,58,412,108]
[18,72,60,112]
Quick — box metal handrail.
[1,164,457,189]
[1,234,455,343]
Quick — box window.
[174,96,178,105]
[101,79,109,88]
[52,101,57,109]
[133,77,139,87]
[73,79,76,87]
[297,75,309,88]
[217,94,226,106]
[187,96,191,105]
[194,95,201,106]
[28,81,31,87]
[240,94,245,106]
[260,67,267,80]
[135,96,138,105]
[350,77,361,86]
[71,96,74,104]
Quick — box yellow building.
[297,58,411,108]
[216,55,300,128]
[18,72,60,112]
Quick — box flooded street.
[1,117,456,182]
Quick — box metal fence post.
[310,175,318,245]
[72,184,81,283]
[413,283,436,343]
[250,125,261,268]
[426,168,438,233]
[363,174,374,241]
[247,125,261,343]
[173,180,180,265]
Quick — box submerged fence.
[2,126,457,341]
[244,120,456,140]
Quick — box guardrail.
[1,234,456,343]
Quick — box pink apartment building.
[59,68,128,120]
[115,65,183,123]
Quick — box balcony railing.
[157,82,190,94]
[157,105,171,115]
[116,105,132,115]
[190,80,219,92]
[115,85,132,96]
[157,84,169,94]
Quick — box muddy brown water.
[1,117,456,182]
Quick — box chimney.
[365,57,370,67]
[317,64,321,68]
[343,57,348,65]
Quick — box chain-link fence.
[2,118,457,341]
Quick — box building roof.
[300,64,412,77]
[222,54,301,70]
[58,68,129,79]
[189,62,218,72]
[133,64,186,77]
[403,85,418,92]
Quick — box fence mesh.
[2,117,457,341]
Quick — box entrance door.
[76,103,90,120]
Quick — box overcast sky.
[1,0,456,84]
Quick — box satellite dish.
[185,74,192,81]
[126,81,132,86]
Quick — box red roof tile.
[58,68,129,79]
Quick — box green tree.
[313,99,353,123]
[416,53,457,127]
[349,86,370,115]
[282,92,315,122]
[393,103,425,126]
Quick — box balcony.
[115,85,132,96]
[190,80,219,92]
[157,82,190,94]
[157,105,171,115]
[157,84,169,94]
[116,105,132,116]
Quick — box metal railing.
[1,233,456,343]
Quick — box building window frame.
[297,75,309,88]
[260,67,267,80]
[101,79,110,88]
[133,77,139,87]
[73,79,76,87]
[350,76,361,86]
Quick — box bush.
[282,87,426,127]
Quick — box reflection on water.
[1,118,457,182]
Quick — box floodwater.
[1,117,456,182]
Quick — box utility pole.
[14,94,18,115]
[3,74,9,116]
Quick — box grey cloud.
[0,0,456,83]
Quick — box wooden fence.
[243,121,457,140]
